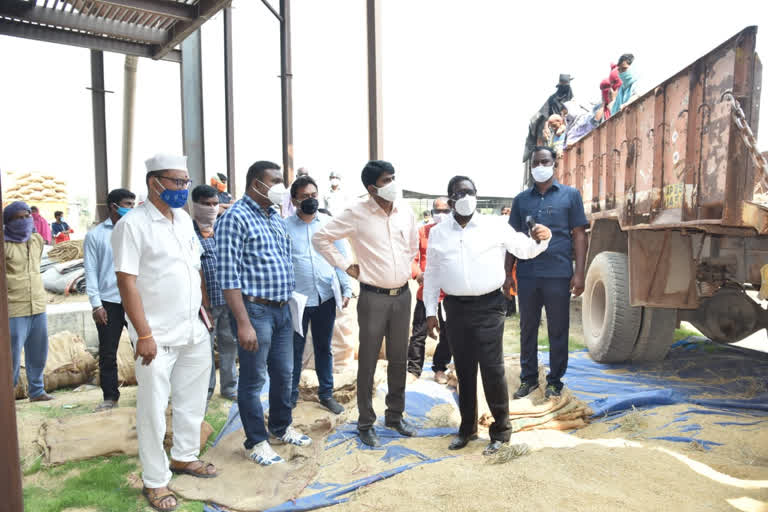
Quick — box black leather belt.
[360,283,408,296]
[446,289,501,302]
[243,295,289,307]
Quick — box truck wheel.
[630,307,677,362]
[582,252,642,363]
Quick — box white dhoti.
[135,330,211,488]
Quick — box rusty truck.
[556,26,767,362]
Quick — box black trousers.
[518,278,571,390]
[407,300,451,376]
[443,290,511,443]
[97,301,125,401]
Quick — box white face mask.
[432,212,451,224]
[454,195,477,217]
[375,181,401,202]
[252,179,287,206]
[192,203,218,231]
[532,164,555,183]
[330,178,341,187]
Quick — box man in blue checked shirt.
[285,175,352,415]
[216,160,311,467]
[191,185,238,402]
[83,188,135,411]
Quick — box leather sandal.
[169,459,218,478]
[142,487,178,512]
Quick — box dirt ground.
[329,405,768,512]
[17,289,768,512]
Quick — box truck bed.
[558,26,765,235]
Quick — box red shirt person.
[406,197,452,384]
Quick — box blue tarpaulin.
[204,338,768,511]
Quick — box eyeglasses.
[450,190,476,200]
[431,209,451,215]
[155,175,193,189]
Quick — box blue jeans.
[10,313,49,398]
[517,277,571,390]
[291,297,336,405]
[208,305,239,398]
[235,301,294,449]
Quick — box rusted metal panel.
[632,95,656,223]
[723,28,758,224]
[605,119,616,210]
[628,230,698,309]
[583,136,594,215]
[591,129,600,212]
[650,86,666,222]
[625,106,639,224]
[683,60,704,221]
[612,112,628,222]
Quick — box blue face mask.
[116,206,132,217]
[155,178,189,209]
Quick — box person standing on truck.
[611,54,637,115]
[506,146,589,399]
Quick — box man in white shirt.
[323,170,349,217]
[112,153,217,512]
[423,175,551,455]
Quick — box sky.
[0,0,766,210]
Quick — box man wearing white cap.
[112,153,217,512]
[323,170,348,217]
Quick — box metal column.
[180,29,206,189]
[90,49,110,222]
[223,6,236,196]
[279,0,294,184]
[121,55,138,189]
[366,0,383,160]
[0,173,24,512]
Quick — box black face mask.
[300,197,319,215]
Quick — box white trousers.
[135,333,211,488]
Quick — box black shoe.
[483,441,504,455]
[320,397,344,415]
[545,384,562,398]
[385,419,417,437]
[358,428,380,447]
[448,433,478,450]
[513,381,539,399]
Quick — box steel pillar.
[121,55,138,189]
[223,6,236,196]
[279,0,294,184]
[0,174,24,512]
[90,49,110,222]
[180,29,206,190]
[366,0,383,160]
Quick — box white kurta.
[111,199,211,488]
[423,213,550,317]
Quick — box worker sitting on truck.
[506,146,589,399]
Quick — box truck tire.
[630,307,677,362]
[582,252,642,363]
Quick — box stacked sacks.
[449,355,593,433]
[4,172,68,204]
[15,332,97,399]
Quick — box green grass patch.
[24,455,208,512]
[24,456,139,512]
[673,326,702,341]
